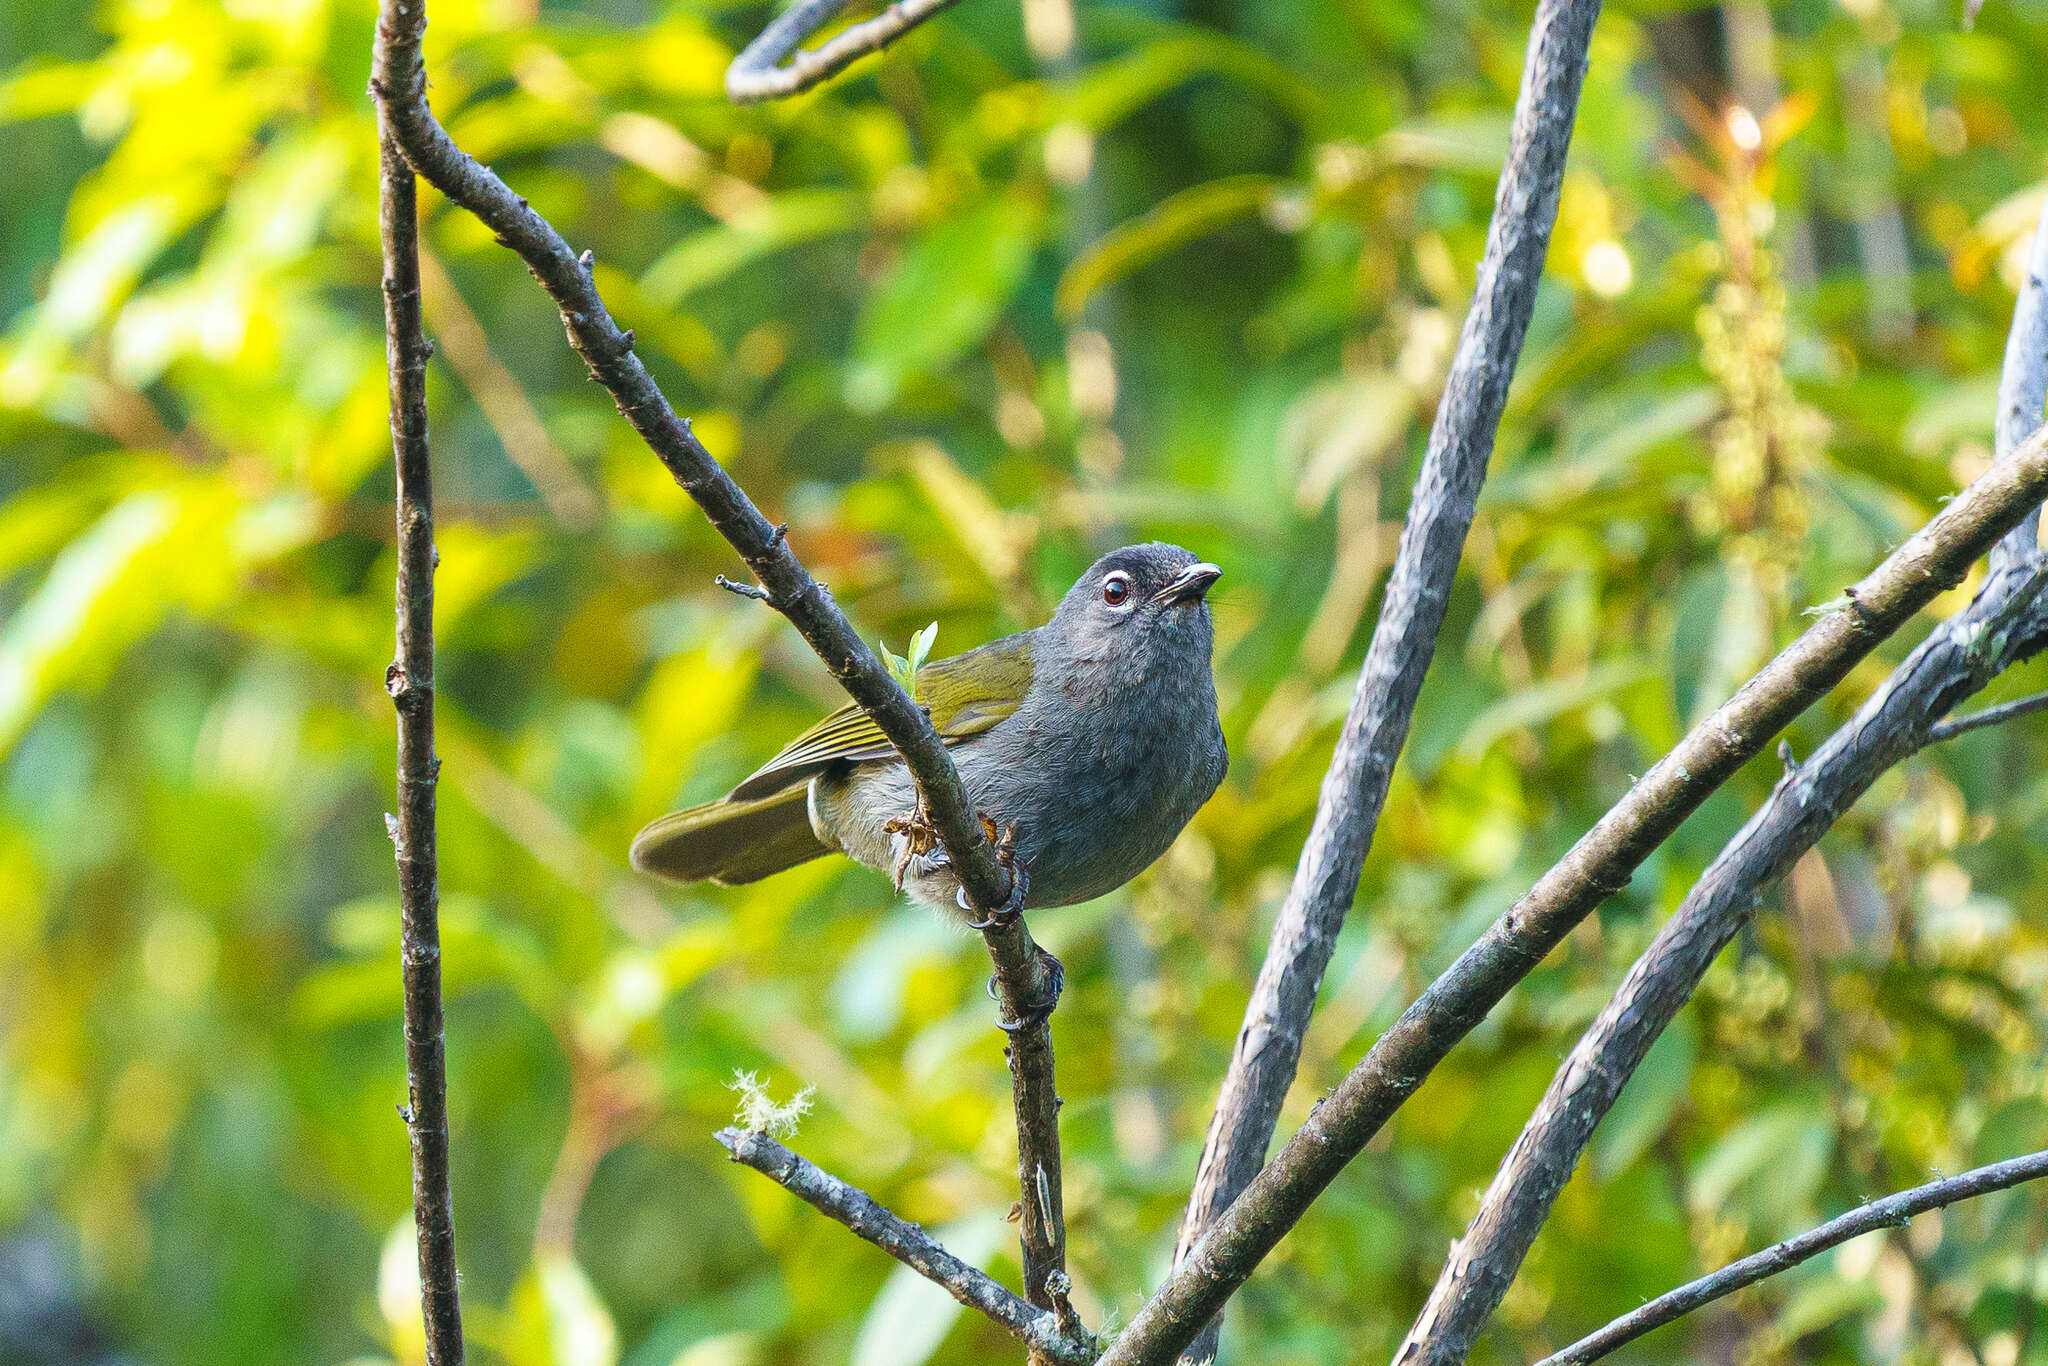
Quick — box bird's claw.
[885,798,943,890]
[959,816,1024,927]
[986,947,1064,1032]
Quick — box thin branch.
[373,0,1071,1330]
[716,1128,1097,1366]
[1929,686,2048,741]
[726,0,968,104]
[372,11,465,1363]
[1392,206,2048,1366]
[1171,1,1602,1358]
[1536,1149,2048,1366]
[1098,424,2048,1366]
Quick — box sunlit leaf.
[640,190,864,308]
[1058,176,1286,321]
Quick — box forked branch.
[1099,423,2048,1366]
[717,1129,1096,1365]
[727,0,968,103]
[373,0,1070,1335]
[1392,207,2048,1366]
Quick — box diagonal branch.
[1392,209,2048,1366]
[372,12,466,1364]
[372,0,1070,1329]
[716,1129,1096,1366]
[1171,0,1603,1357]
[1098,423,2048,1366]
[1535,1148,2048,1366]
[726,0,967,103]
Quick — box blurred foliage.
[8,0,2048,1362]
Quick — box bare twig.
[726,0,968,103]
[1392,208,2048,1366]
[374,0,1070,1332]
[1098,425,2048,1366]
[716,1128,1097,1366]
[372,11,465,1362]
[1536,1149,2048,1366]
[1172,0,1602,1356]
[1929,686,2048,741]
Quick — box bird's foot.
[884,798,943,890]
[960,817,1025,929]
[987,946,1065,1033]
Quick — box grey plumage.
[632,542,1228,913]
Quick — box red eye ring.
[1103,574,1131,606]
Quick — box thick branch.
[1171,1,1602,1357]
[373,13,465,1363]
[1099,424,2048,1366]
[373,0,1069,1325]
[1535,1148,2048,1366]
[726,0,966,103]
[1392,204,2048,1366]
[716,1129,1095,1365]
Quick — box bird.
[630,543,1227,918]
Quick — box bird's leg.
[962,819,1025,928]
[961,821,1062,1030]
[984,942,1064,1033]
[883,793,943,890]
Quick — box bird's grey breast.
[961,645,1225,906]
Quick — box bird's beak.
[1160,562,1223,606]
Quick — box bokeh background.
[8,0,2048,1361]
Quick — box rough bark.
[373,0,1068,1330]
[726,0,967,102]
[372,9,465,1359]
[1097,423,2048,1366]
[1170,0,1603,1355]
[1392,208,2048,1365]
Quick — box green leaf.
[846,193,1044,412]
[1592,1013,1696,1181]
[1058,176,1286,321]
[878,637,914,697]
[1691,1099,1835,1227]
[905,621,937,676]
[640,189,865,308]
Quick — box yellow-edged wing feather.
[727,630,1036,801]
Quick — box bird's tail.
[629,785,831,885]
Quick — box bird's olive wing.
[725,631,1035,801]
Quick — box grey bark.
[1536,1148,2048,1366]
[373,0,1068,1331]
[1170,0,1603,1356]
[1392,208,2048,1366]
[726,0,968,102]
[716,1129,1096,1365]
[1096,423,2048,1366]
[372,6,465,1360]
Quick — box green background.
[7,0,2048,1361]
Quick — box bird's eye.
[1102,573,1132,607]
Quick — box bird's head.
[1047,542,1221,673]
